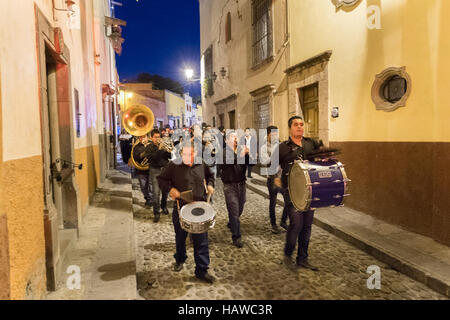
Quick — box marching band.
[122,105,348,283]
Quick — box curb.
[246,183,450,298]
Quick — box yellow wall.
[0,156,47,300]
[75,145,100,213]
[289,0,450,142]
[165,90,185,118]
[0,0,115,299]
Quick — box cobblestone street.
[134,181,447,300]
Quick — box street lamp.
[185,68,194,81]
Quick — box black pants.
[282,189,314,263]
[246,164,254,177]
[149,167,168,212]
[267,177,288,226]
[136,170,152,201]
[172,206,210,276]
[223,181,246,240]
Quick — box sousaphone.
[122,104,155,170]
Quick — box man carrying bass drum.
[274,116,322,271]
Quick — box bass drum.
[288,160,350,211]
[179,201,216,234]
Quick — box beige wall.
[0,0,118,299]
[200,0,290,138]
[289,0,450,143]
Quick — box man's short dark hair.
[267,125,278,135]
[288,116,303,128]
[150,129,161,137]
[218,126,225,132]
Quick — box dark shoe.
[296,260,319,271]
[233,238,244,248]
[153,213,160,223]
[173,262,184,272]
[283,255,296,270]
[271,225,281,234]
[196,272,215,284]
[162,207,169,215]
[280,221,288,231]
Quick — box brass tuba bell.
[122,104,155,171]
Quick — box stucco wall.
[0,156,47,300]
[289,0,450,143]
[199,0,290,138]
[75,145,101,217]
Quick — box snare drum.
[288,160,350,211]
[179,201,216,234]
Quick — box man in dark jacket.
[219,130,250,248]
[147,129,171,222]
[157,142,216,284]
[274,116,322,271]
[133,134,152,206]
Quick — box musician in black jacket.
[133,134,153,207]
[219,130,250,248]
[275,116,322,271]
[157,142,216,284]
[147,129,171,222]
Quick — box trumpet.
[159,136,174,153]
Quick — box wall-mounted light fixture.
[219,67,227,79]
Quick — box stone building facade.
[199,0,450,245]
[0,0,121,299]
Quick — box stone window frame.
[214,94,238,129]
[371,66,412,112]
[249,84,275,130]
[251,0,274,69]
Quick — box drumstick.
[176,199,180,212]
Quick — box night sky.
[114,0,201,97]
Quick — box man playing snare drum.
[157,141,216,283]
[274,116,322,271]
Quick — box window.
[371,67,411,112]
[380,75,407,103]
[74,89,81,137]
[204,46,214,96]
[252,0,273,67]
[225,12,232,43]
[212,116,216,127]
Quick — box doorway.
[300,84,319,140]
[228,110,235,129]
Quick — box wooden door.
[300,84,319,139]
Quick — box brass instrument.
[159,136,174,153]
[122,104,155,170]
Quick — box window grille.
[252,0,273,67]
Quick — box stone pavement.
[246,172,450,298]
[133,175,447,300]
[46,165,137,300]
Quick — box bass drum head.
[288,162,309,211]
